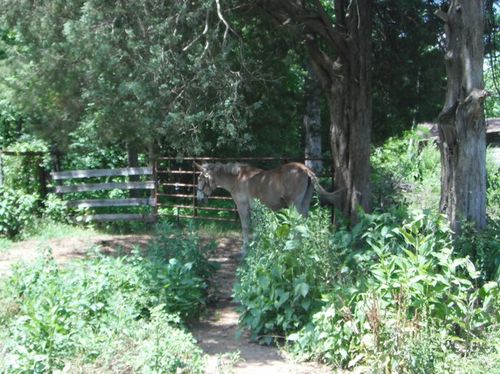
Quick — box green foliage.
[372,0,445,142]
[148,221,218,286]
[236,203,499,371]
[486,150,500,219]
[0,99,24,148]
[0,239,209,372]
[455,220,500,285]
[0,0,252,155]
[2,138,49,196]
[0,187,38,238]
[439,327,500,374]
[233,203,336,344]
[67,304,205,374]
[41,193,70,224]
[484,59,500,118]
[371,129,441,211]
[288,211,499,371]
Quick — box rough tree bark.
[303,66,323,175]
[260,0,372,221]
[436,1,489,233]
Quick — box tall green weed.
[0,227,211,373]
[235,203,499,372]
[233,203,332,344]
[0,187,38,238]
[289,211,498,371]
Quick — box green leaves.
[0,0,252,154]
[234,203,332,344]
[283,210,499,371]
[0,187,38,238]
[0,224,213,372]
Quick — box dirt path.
[0,234,332,374]
[191,236,332,374]
[0,234,151,277]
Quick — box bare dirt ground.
[0,234,151,277]
[0,233,333,374]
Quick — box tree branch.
[215,0,232,47]
[258,0,347,59]
[435,9,449,23]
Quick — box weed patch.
[0,223,213,373]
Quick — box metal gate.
[154,157,332,223]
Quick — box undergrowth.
[234,127,500,372]
[0,222,214,373]
[234,204,499,372]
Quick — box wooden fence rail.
[51,167,156,223]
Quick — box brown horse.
[195,162,342,254]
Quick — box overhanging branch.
[258,0,347,59]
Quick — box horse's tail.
[303,166,344,206]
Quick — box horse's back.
[247,162,311,210]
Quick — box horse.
[194,161,343,254]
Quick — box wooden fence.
[48,157,332,224]
[51,167,156,223]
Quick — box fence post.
[152,158,158,223]
[37,155,48,200]
[0,151,3,187]
[192,162,197,219]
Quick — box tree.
[372,0,446,142]
[0,0,251,158]
[436,1,489,232]
[303,65,323,174]
[259,0,373,221]
[484,0,500,118]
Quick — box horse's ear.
[194,162,203,171]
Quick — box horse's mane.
[205,162,249,176]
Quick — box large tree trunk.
[303,66,323,175]
[326,0,372,218]
[260,0,373,222]
[436,1,488,233]
[307,0,372,218]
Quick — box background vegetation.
[235,133,499,372]
[0,1,498,373]
[0,224,214,373]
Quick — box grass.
[0,237,13,252]
[21,220,101,241]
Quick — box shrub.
[288,211,499,371]
[233,203,333,344]
[1,138,49,197]
[371,129,440,211]
[65,305,205,374]
[486,150,500,219]
[0,187,38,238]
[455,220,500,284]
[42,193,71,224]
[148,221,218,287]
[0,243,209,373]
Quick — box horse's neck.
[215,172,239,193]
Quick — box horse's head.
[194,162,216,204]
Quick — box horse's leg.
[294,180,314,216]
[235,199,251,256]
